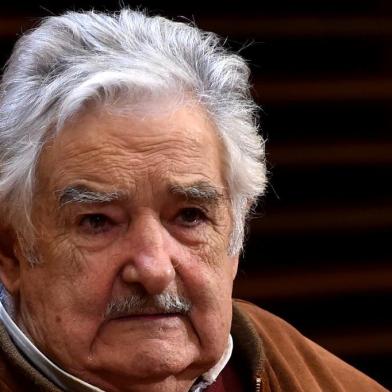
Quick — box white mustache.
[105,292,192,320]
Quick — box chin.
[84,346,199,383]
[78,358,201,392]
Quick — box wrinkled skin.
[0,103,239,392]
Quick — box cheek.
[26,234,116,324]
[177,245,234,346]
[18,242,122,366]
[178,231,234,306]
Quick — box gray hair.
[0,9,266,256]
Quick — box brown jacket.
[231,300,389,391]
[0,299,388,391]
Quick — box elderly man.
[0,9,387,392]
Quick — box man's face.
[9,103,238,391]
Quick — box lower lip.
[104,313,185,335]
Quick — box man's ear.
[0,227,21,295]
[228,254,240,280]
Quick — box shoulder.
[233,299,389,392]
[0,323,59,392]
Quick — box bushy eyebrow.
[56,185,122,208]
[168,181,225,206]
[56,181,225,208]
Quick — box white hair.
[0,9,266,256]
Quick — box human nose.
[120,213,176,295]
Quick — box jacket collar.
[231,300,265,392]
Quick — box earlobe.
[0,228,21,295]
[229,255,240,280]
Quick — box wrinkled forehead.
[35,102,228,201]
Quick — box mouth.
[114,312,181,320]
[109,308,185,322]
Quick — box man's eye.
[176,208,206,227]
[78,214,114,234]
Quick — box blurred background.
[1,0,391,389]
